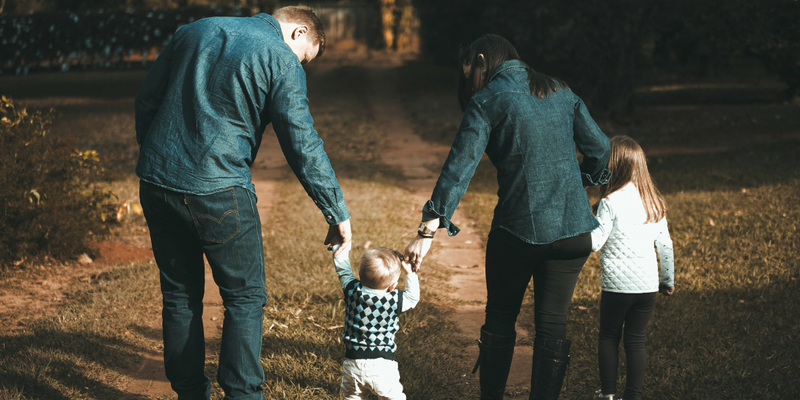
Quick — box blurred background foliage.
[0,96,114,266]
[413,0,800,118]
[3,0,797,116]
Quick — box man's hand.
[325,219,352,257]
[659,284,674,296]
[404,235,433,273]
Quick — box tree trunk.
[379,0,395,49]
[395,0,415,51]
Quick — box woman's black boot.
[529,337,571,400]
[472,327,516,400]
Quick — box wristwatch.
[418,222,436,238]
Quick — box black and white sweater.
[332,246,420,361]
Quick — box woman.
[404,35,610,400]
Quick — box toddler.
[330,243,420,400]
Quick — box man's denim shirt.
[422,60,610,244]
[135,13,349,224]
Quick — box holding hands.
[404,219,439,272]
[325,219,352,256]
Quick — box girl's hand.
[404,235,432,272]
[659,284,674,296]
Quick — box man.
[134,6,351,399]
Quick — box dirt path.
[368,66,533,399]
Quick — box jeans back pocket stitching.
[190,188,241,244]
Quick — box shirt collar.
[488,59,528,82]
[253,13,283,40]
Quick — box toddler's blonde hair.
[359,247,404,290]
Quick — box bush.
[0,96,112,266]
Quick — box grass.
[395,61,800,399]
[0,262,163,399]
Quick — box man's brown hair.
[273,5,326,58]
[359,248,404,290]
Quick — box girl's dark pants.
[599,291,656,400]
[478,228,591,399]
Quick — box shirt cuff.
[582,168,612,187]
[322,201,350,225]
[421,199,461,237]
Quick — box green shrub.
[0,96,111,266]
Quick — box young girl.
[591,135,675,400]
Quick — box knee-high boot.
[529,337,571,400]
[472,327,516,400]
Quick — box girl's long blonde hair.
[595,135,667,223]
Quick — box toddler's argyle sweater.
[342,280,404,360]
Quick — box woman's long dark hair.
[458,34,568,111]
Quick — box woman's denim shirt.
[422,60,610,244]
[135,14,349,224]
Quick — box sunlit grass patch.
[0,262,163,399]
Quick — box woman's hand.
[404,235,433,272]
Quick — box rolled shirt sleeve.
[421,101,491,237]
[572,95,611,187]
[269,63,350,224]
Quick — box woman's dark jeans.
[598,291,657,400]
[484,229,591,339]
[140,181,267,400]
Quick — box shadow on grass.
[127,323,162,343]
[565,275,800,399]
[649,140,800,195]
[0,326,158,399]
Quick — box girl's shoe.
[594,389,617,399]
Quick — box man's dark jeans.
[140,181,267,400]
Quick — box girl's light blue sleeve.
[330,244,355,290]
[401,273,420,312]
[655,217,675,287]
[591,198,614,252]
